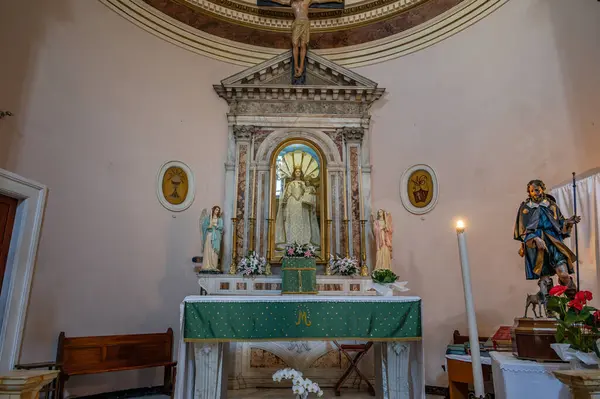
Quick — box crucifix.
[259,0,344,82]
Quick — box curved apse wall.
[100,0,507,67]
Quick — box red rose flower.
[575,290,593,303]
[568,299,584,311]
[594,311,600,323]
[549,286,568,297]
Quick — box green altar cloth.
[281,257,317,294]
[183,296,421,342]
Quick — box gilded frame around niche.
[400,164,438,215]
[157,160,195,212]
[269,138,328,263]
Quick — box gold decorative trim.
[178,0,428,31]
[99,0,508,67]
[184,336,422,342]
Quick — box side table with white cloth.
[490,352,570,399]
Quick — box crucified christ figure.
[268,0,343,78]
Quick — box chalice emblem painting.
[162,167,188,205]
[157,161,195,212]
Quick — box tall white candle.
[456,220,485,398]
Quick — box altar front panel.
[183,296,422,342]
[176,295,424,399]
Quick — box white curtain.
[551,170,600,302]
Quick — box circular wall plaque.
[157,161,195,212]
[400,164,438,215]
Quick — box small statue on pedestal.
[373,209,393,270]
[514,179,580,299]
[197,205,224,273]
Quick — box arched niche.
[255,129,345,266]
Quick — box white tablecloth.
[490,352,570,399]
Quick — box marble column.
[374,342,412,399]
[194,343,229,399]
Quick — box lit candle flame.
[456,220,465,231]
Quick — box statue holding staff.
[514,179,580,296]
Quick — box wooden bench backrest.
[452,330,488,345]
[57,328,174,376]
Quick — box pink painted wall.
[0,0,599,393]
[358,0,600,385]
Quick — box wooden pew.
[16,328,177,398]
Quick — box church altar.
[175,295,424,399]
[178,46,429,399]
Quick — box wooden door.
[0,194,18,290]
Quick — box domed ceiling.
[101,0,506,66]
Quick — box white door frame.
[0,169,47,371]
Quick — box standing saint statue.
[373,209,393,270]
[275,167,320,247]
[262,0,344,79]
[200,205,224,271]
[514,180,580,295]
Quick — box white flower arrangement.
[237,251,267,276]
[284,242,316,258]
[329,255,359,276]
[272,368,323,398]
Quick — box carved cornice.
[231,101,368,116]
[233,125,258,140]
[339,127,365,141]
[214,50,385,111]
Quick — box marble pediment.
[213,50,385,106]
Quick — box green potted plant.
[370,269,409,296]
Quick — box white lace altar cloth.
[490,352,570,399]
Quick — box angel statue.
[275,149,321,248]
[200,205,224,271]
[373,209,393,270]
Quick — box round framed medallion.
[400,164,438,215]
[157,161,195,212]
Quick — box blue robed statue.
[201,205,224,271]
[514,179,580,292]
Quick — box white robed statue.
[275,150,320,248]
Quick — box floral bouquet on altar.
[284,242,316,258]
[547,286,600,367]
[329,255,359,276]
[237,251,267,276]
[371,269,398,284]
[272,368,323,398]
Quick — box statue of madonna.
[275,167,320,247]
